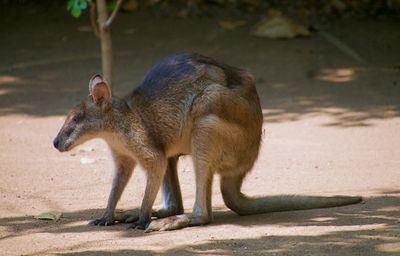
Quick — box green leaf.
[107,0,116,12]
[67,0,74,11]
[67,0,89,18]
[71,7,82,18]
[79,0,88,9]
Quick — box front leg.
[128,158,167,230]
[90,154,135,226]
[116,156,184,223]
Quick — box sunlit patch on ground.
[316,68,356,83]
[0,75,26,85]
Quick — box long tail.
[230,194,362,216]
[220,176,362,215]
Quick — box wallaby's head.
[53,75,112,152]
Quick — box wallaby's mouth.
[53,137,71,152]
[57,145,69,152]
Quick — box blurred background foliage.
[3,0,400,20]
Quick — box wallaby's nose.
[53,137,60,149]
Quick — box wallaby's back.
[125,53,262,157]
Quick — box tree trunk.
[96,0,113,90]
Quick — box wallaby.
[53,52,362,232]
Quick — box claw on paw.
[127,220,150,230]
[89,217,114,226]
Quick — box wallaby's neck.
[100,97,143,147]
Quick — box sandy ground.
[0,6,399,256]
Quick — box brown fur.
[53,53,361,232]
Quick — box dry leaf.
[122,0,139,13]
[252,16,310,39]
[35,211,62,221]
[219,20,246,30]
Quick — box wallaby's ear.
[88,74,111,110]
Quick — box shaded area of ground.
[1,193,399,255]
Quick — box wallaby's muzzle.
[53,136,60,150]
[53,124,75,152]
[52,133,70,152]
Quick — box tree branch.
[104,0,124,30]
[96,0,114,89]
[89,1,100,38]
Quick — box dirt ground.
[0,5,399,256]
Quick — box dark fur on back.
[134,53,198,99]
[130,53,255,101]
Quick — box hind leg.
[145,154,214,232]
[145,123,218,232]
[155,156,184,218]
[189,154,214,225]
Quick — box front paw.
[114,209,140,223]
[89,216,115,226]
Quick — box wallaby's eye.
[72,114,83,123]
